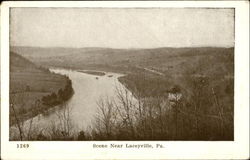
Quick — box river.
[10,68,126,138]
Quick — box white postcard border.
[1,1,249,160]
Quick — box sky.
[10,8,234,48]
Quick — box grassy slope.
[10,52,71,126]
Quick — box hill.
[11,46,234,76]
[10,52,73,126]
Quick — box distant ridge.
[11,45,234,50]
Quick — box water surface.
[10,68,125,137]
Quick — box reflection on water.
[10,68,125,137]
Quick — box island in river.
[78,70,105,76]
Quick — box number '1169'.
[17,144,29,148]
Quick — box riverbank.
[118,71,173,98]
[10,75,74,127]
[10,52,74,127]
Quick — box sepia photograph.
[1,1,249,160]
[9,7,235,141]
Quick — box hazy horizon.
[11,45,234,50]
[10,8,234,48]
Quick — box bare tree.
[47,102,74,140]
[96,96,117,139]
[114,84,138,139]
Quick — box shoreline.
[10,71,74,127]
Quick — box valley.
[10,46,234,140]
